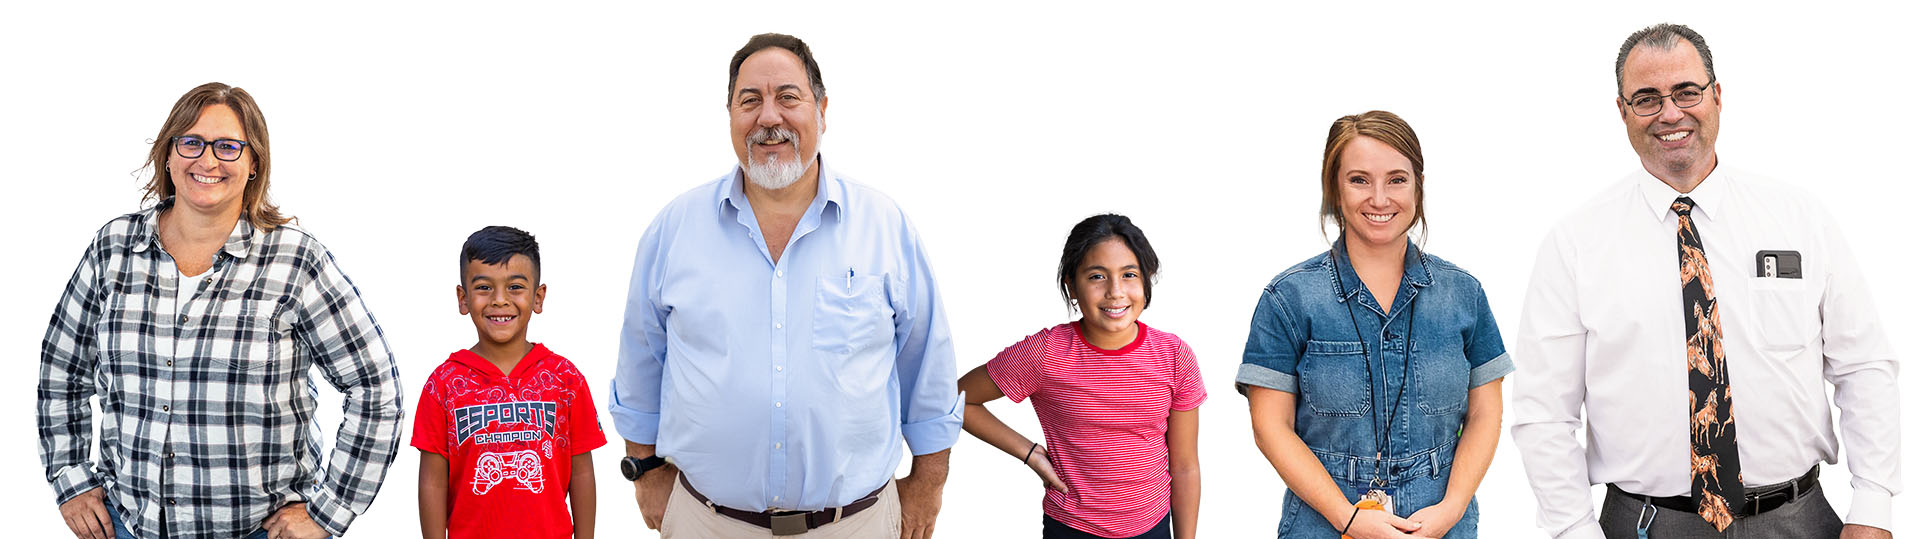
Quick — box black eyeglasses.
[172,135,250,161]
[1621,78,1716,117]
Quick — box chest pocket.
[1412,340,1469,416]
[1744,277,1819,353]
[1298,340,1371,417]
[202,308,283,374]
[812,275,896,421]
[811,275,895,355]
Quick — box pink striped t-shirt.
[986,321,1206,538]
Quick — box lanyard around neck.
[1332,246,1418,487]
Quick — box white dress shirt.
[1511,167,1901,538]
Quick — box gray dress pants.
[1597,482,1843,539]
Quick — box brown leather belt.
[1609,466,1820,519]
[679,474,886,536]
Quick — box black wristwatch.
[620,455,668,481]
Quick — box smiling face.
[1618,41,1721,189]
[729,47,827,191]
[1069,238,1146,348]
[165,104,254,218]
[458,254,545,349]
[1337,135,1419,250]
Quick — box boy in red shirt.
[414,226,606,538]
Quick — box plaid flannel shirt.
[38,200,404,538]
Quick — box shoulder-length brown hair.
[1318,110,1426,243]
[142,82,291,230]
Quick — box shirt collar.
[129,197,257,260]
[1635,163,1729,224]
[717,155,847,220]
[1328,236,1432,303]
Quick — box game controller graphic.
[472,450,545,494]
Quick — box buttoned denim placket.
[1330,241,1425,490]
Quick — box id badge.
[1358,487,1396,515]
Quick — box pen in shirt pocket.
[846,267,854,291]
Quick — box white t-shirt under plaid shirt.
[37,200,405,538]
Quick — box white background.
[3,2,1915,537]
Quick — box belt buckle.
[1748,488,1793,516]
[770,511,809,536]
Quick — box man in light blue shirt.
[611,33,962,539]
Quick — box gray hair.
[1614,23,1716,94]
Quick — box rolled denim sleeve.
[611,214,673,445]
[1464,280,1514,388]
[1238,282,1304,395]
[891,216,961,456]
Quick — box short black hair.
[1058,214,1160,310]
[460,226,541,281]
[728,33,826,106]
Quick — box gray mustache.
[748,126,799,146]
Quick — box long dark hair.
[1057,213,1160,310]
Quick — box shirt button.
[773,496,781,502]
[167,498,176,506]
[774,366,783,372]
[774,442,782,449]
[161,405,170,412]
[776,270,784,278]
[164,452,174,460]
[166,360,173,367]
[775,401,783,408]
[178,314,188,324]
[775,323,782,329]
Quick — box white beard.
[745,150,811,191]
[742,112,823,191]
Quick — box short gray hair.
[1614,23,1715,95]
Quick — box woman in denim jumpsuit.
[1237,111,1513,539]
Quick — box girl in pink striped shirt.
[959,214,1206,539]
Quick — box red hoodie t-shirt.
[412,344,607,539]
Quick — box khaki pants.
[661,479,901,539]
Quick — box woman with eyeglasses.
[1237,111,1511,539]
[37,83,404,539]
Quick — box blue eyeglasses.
[172,135,250,162]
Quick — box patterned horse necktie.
[1674,196,1744,530]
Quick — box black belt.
[1609,466,1819,519]
[679,474,886,536]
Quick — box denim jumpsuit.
[1238,241,1513,538]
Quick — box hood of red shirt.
[447,343,555,378]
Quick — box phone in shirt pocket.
[1745,250,1818,353]
[1755,250,1801,279]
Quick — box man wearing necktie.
[1511,23,1901,539]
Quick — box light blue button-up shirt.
[611,159,963,511]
